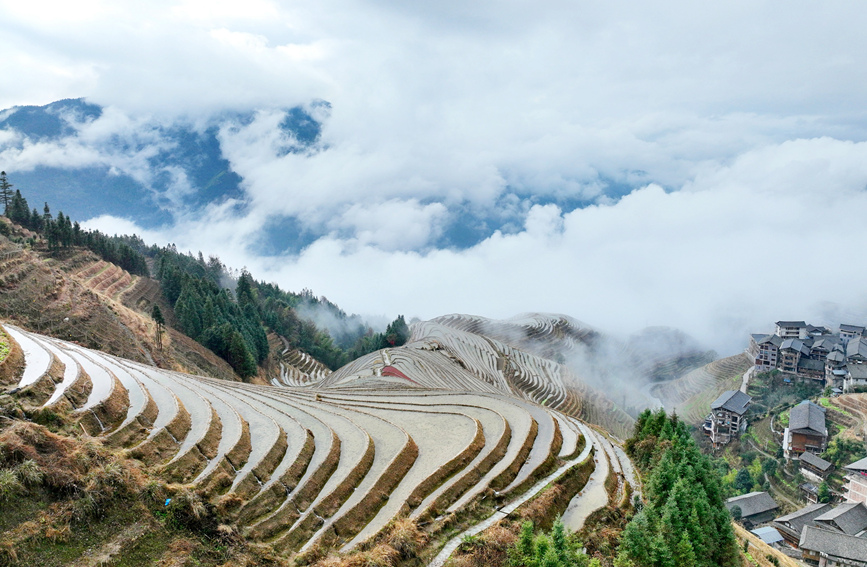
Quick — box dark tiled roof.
[777,321,807,327]
[812,336,841,351]
[848,365,867,379]
[814,503,867,536]
[847,338,867,359]
[827,350,846,363]
[799,525,867,562]
[773,503,833,540]
[711,390,751,415]
[756,334,783,347]
[789,400,826,435]
[725,492,779,519]
[781,338,812,355]
[800,452,833,471]
[845,456,867,472]
[807,325,832,335]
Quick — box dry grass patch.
[449,524,517,567]
[309,518,428,567]
[162,445,208,484]
[733,523,801,567]
[128,396,191,466]
[514,448,596,531]
[90,374,131,433]
[225,418,252,472]
[108,392,158,449]
[235,428,289,499]
[60,366,92,410]
[0,420,147,557]
[16,356,64,408]
[293,431,342,512]
[503,417,563,497]
[314,434,376,519]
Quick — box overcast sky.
[2,0,867,353]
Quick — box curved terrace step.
[5,325,52,389]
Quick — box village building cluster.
[713,320,867,565]
[749,321,867,393]
[728,478,867,566]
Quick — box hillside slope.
[2,321,618,562]
[0,227,240,382]
[651,352,752,423]
[319,315,636,439]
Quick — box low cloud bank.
[86,137,867,356]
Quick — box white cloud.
[5,1,867,351]
[234,138,867,354]
[330,199,448,251]
[85,137,867,355]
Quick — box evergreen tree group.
[509,521,600,567]
[0,171,13,212]
[155,253,267,378]
[2,180,148,276]
[616,409,739,567]
[253,281,411,369]
[150,244,412,377]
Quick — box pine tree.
[623,410,739,567]
[7,190,29,225]
[674,533,697,567]
[152,304,165,350]
[0,171,13,214]
[228,331,257,378]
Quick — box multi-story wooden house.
[800,452,835,483]
[749,333,782,372]
[779,338,811,374]
[704,390,751,447]
[783,400,827,459]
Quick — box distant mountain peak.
[0,99,325,229]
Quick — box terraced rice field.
[319,316,635,438]
[1,316,634,558]
[651,353,752,424]
[272,344,332,387]
[828,394,867,441]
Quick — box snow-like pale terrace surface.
[561,427,611,531]
[6,325,52,388]
[3,313,634,555]
[64,345,122,412]
[127,362,213,461]
[102,355,175,439]
[41,338,80,406]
